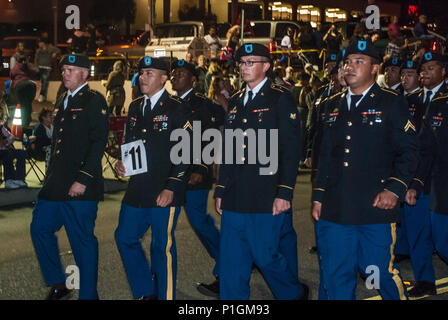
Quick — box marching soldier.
[30,54,109,300]
[114,57,193,300]
[404,52,447,297]
[311,39,418,300]
[214,43,308,300]
[170,59,224,297]
[382,56,404,93]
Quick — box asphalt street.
[0,170,447,301]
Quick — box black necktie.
[424,90,432,117]
[143,99,151,117]
[349,94,363,111]
[65,95,73,110]
[245,90,253,106]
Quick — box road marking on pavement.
[364,277,448,300]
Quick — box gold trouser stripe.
[388,223,408,300]
[165,207,175,300]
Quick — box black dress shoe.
[394,254,410,263]
[197,278,220,298]
[296,283,309,300]
[408,281,436,298]
[309,246,318,254]
[46,284,71,300]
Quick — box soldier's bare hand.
[215,197,222,215]
[68,182,86,197]
[304,157,312,168]
[373,190,398,210]
[115,160,126,177]
[272,198,291,216]
[312,202,322,221]
[188,173,203,186]
[405,189,417,206]
[156,189,174,207]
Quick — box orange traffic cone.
[11,104,23,139]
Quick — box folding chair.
[104,115,127,180]
[22,128,46,184]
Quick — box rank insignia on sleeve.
[404,120,416,132]
[183,121,193,130]
[290,113,297,120]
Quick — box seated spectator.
[0,120,27,189]
[414,15,429,38]
[27,108,54,172]
[103,60,126,116]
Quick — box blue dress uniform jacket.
[409,85,448,195]
[412,91,448,215]
[312,83,419,225]
[214,79,302,213]
[38,85,109,201]
[183,90,223,190]
[122,90,193,208]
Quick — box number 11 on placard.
[121,140,148,177]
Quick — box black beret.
[234,43,271,62]
[138,56,169,73]
[345,39,380,62]
[59,54,91,69]
[383,56,402,69]
[421,51,446,65]
[326,51,338,64]
[171,59,197,77]
[400,59,418,71]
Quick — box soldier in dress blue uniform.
[30,54,110,300]
[214,43,308,300]
[170,59,224,297]
[311,39,419,300]
[114,57,193,300]
[382,56,404,94]
[403,52,448,297]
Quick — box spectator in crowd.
[323,24,345,52]
[102,60,126,116]
[204,27,221,58]
[414,14,429,38]
[69,28,90,54]
[35,39,60,103]
[281,27,294,51]
[0,116,27,189]
[312,23,326,52]
[10,55,37,129]
[28,108,54,172]
[194,55,208,95]
[284,66,296,86]
[185,52,194,64]
[208,75,229,112]
[10,42,27,70]
[221,25,240,72]
[204,59,221,96]
[384,32,408,59]
[305,76,322,125]
[273,66,292,89]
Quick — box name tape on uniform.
[121,140,148,177]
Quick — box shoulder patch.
[169,95,183,103]
[380,87,399,96]
[194,92,207,99]
[271,83,288,92]
[432,93,448,102]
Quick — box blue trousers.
[30,199,99,300]
[184,190,220,277]
[316,219,408,300]
[219,210,303,300]
[114,203,180,300]
[431,211,448,263]
[401,195,435,283]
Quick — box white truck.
[145,21,210,60]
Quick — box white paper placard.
[121,140,148,177]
